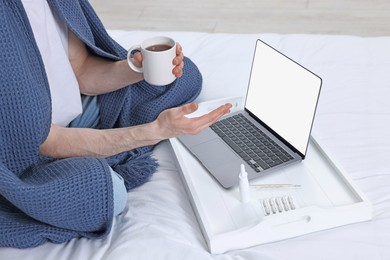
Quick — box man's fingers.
[190,103,232,130]
[176,43,182,56]
[173,53,184,66]
[133,52,143,68]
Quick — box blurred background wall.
[90,0,389,36]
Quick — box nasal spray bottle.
[239,164,250,203]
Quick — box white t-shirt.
[22,0,82,127]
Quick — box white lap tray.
[169,97,372,254]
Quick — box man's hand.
[133,43,185,78]
[154,102,232,139]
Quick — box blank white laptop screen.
[245,41,322,156]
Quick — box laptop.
[178,39,322,189]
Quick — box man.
[0,0,230,248]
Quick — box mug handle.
[127,45,143,73]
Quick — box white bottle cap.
[239,164,250,203]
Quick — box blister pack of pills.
[261,196,297,216]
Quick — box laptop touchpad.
[191,139,240,168]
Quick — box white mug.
[127,36,176,86]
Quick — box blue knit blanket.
[0,0,201,248]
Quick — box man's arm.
[68,30,183,95]
[68,30,144,95]
[39,30,229,159]
[39,103,232,158]
[40,121,160,158]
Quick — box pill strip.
[262,196,296,216]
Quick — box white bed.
[1,31,389,259]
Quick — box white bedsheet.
[1,31,389,260]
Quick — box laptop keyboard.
[210,114,294,172]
